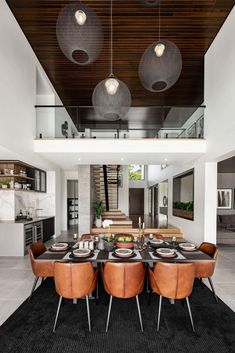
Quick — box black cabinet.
[43,217,55,242]
[34,169,47,193]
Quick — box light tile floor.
[0,240,234,326]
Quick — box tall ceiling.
[6,0,235,108]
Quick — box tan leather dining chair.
[103,262,146,332]
[53,262,98,332]
[195,242,218,303]
[28,241,54,302]
[149,262,195,332]
[80,233,93,241]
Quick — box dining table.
[36,238,214,264]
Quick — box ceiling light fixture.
[56,2,103,65]
[141,0,161,7]
[139,4,182,92]
[92,0,131,120]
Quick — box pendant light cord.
[110,0,114,76]
[158,4,161,41]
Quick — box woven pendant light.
[138,4,182,92]
[141,0,161,7]
[92,0,131,120]
[56,2,103,65]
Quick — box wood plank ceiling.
[5,0,235,108]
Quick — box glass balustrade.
[35,105,204,139]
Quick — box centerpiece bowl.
[115,234,134,249]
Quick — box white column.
[204,162,217,244]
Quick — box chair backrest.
[80,234,93,241]
[195,242,218,278]
[29,241,46,261]
[153,262,195,300]
[103,262,146,299]
[145,233,163,239]
[28,241,54,277]
[54,262,97,299]
[199,242,218,260]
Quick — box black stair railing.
[103,165,109,211]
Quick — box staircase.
[92,165,119,211]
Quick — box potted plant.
[0,180,9,189]
[103,235,115,251]
[94,201,103,228]
[173,201,193,220]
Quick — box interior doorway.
[153,185,158,216]
[129,188,144,226]
[67,180,78,232]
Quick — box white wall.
[118,166,129,215]
[148,159,205,244]
[205,5,235,160]
[0,1,63,235]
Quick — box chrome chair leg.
[136,295,144,332]
[53,296,63,332]
[157,295,162,332]
[208,277,218,303]
[28,276,39,302]
[105,295,113,332]
[86,295,91,332]
[186,297,195,332]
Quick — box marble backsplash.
[0,190,55,220]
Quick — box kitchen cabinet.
[24,221,43,254]
[0,160,47,193]
[34,169,46,193]
[43,217,55,242]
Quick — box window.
[128,165,145,181]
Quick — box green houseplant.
[94,201,103,228]
[0,179,9,189]
[173,201,194,220]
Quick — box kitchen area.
[0,160,56,256]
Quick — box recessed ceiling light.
[78,158,81,161]
[164,158,168,162]
[121,158,124,161]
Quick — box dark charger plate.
[69,252,95,260]
[112,252,137,259]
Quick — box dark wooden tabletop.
[37,241,213,263]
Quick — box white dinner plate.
[51,242,68,250]
[72,248,91,258]
[149,238,164,245]
[156,248,175,257]
[115,248,133,258]
[179,243,197,251]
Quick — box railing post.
[103,165,109,211]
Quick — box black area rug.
[0,278,235,353]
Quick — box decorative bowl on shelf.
[115,234,134,249]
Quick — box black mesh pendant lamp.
[56,2,103,65]
[92,0,131,121]
[141,0,161,7]
[139,4,182,92]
